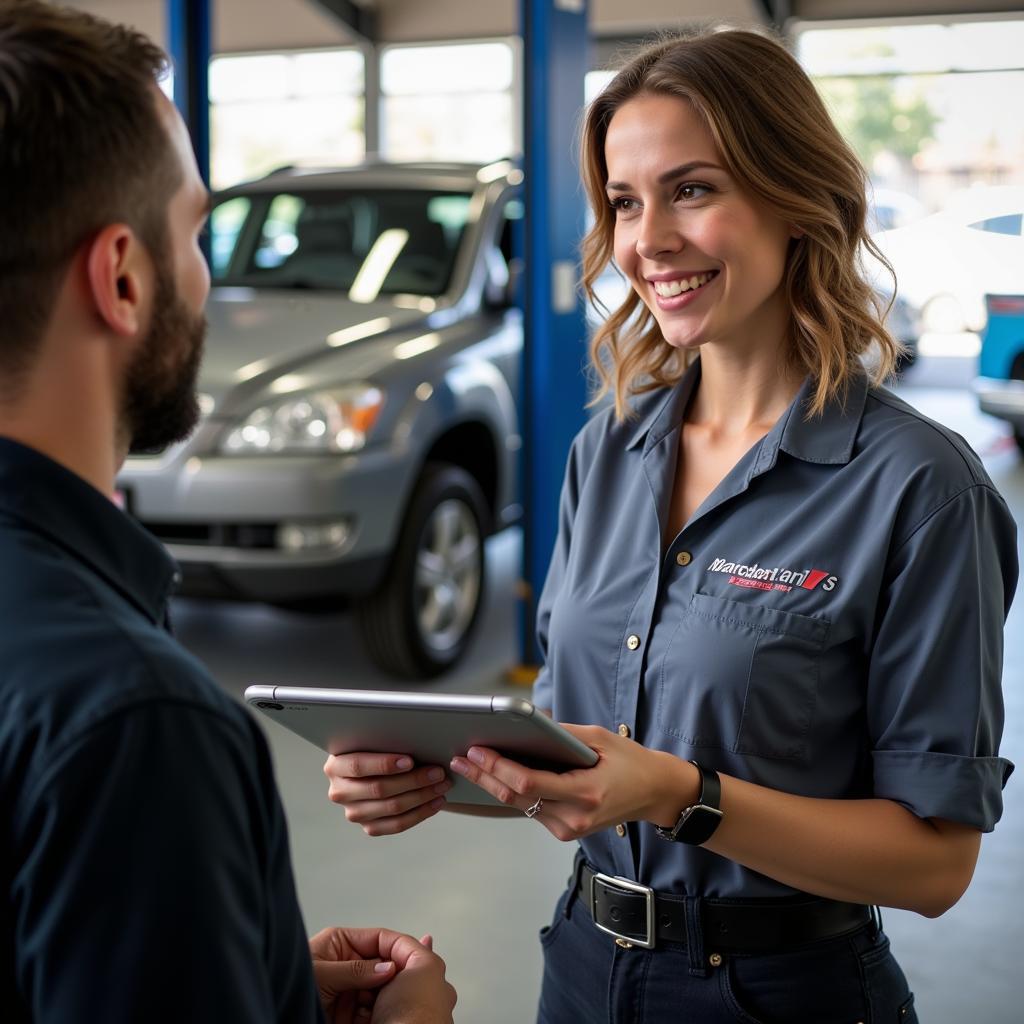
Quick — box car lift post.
[167,0,212,197]
[514,0,590,684]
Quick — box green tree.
[818,74,939,165]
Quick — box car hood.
[198,288,431,407]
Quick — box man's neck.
[0,422,120,498]
[0,355,123,498]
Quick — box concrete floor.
[175,354,1024,1023]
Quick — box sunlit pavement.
[173,350,1024,1023]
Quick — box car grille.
[141,522,278,549]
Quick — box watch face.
[658,804,723,844]
[682,805,723,844]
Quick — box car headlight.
[220,386,384,454]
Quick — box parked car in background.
[873,185,1024,335]
[867,185,927,234]
[975,293,1024,455]
[881,287,922,369]
[118,161,525,678]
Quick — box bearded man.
[0,4,455,1023]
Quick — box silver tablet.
[244,685,598,807]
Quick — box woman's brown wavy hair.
[581,26,902,420]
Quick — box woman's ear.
[790,225,806,240]
[85,224,152,338]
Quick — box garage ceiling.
[73,0,1024,51]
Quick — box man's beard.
[123,263,207,455]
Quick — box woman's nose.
[635,209,683,260]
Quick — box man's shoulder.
[0,526,251,784]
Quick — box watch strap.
[693,759,721,810]
[654,761,723,845]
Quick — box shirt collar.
[0,438,178,624]
[626,360,702,452]
[626,360,867,467]
[777,371,868,466]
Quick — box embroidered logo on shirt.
[707,557,839,594]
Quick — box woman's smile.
[648,269,720,308]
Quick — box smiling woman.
[322,26,1017,1024]
[581,29,904,422]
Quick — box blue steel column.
[167,0,211,188]
[517,1,589,672]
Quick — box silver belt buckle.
[589,872,656,949]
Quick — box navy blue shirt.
[0,439,322,1023]
[533,364,1017,899]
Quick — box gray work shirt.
[532,361,1017,899]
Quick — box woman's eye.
[678,183,711,201]
[609,196,639,215]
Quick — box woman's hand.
[324,752,453,836]
[449,724,696,840]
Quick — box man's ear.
[85,224,152,338]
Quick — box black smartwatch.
[654,761,723,845]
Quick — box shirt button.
[615,824,627,838]
[618,723,630,738]
[626,634,640,651]
[676,550,692,566]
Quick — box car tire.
[356,463,488,679]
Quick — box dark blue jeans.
[537,887,918,1023]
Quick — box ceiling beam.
[308,0,377,43]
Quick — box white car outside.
[872,185,1024,334]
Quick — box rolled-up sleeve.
[867,483,1017,831]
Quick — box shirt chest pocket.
[656,592,829,762]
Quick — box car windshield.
[210,187,473,298]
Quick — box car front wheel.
[356,463,487,678]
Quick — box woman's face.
[604,91,797,357]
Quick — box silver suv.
[118,161,524,678]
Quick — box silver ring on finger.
[524,798,544,818]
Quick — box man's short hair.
[0,0,182,387]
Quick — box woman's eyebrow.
[606,160,726,192]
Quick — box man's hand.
[309,926,456,1024]
[369,932,456,1024]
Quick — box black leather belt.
[576,863,872,952]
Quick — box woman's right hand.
[324,753,452,836]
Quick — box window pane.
[799,20,1024,75]
[210,49,366,188]
[210,55,290,103]
[211,96,365,189]
[209,196,251,280]
[224,189,473,297]
[293,50,364,96]
[382,43,513,95]
[254,195,305,269]
[384,93,512,162]
[969,213,1023,236]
